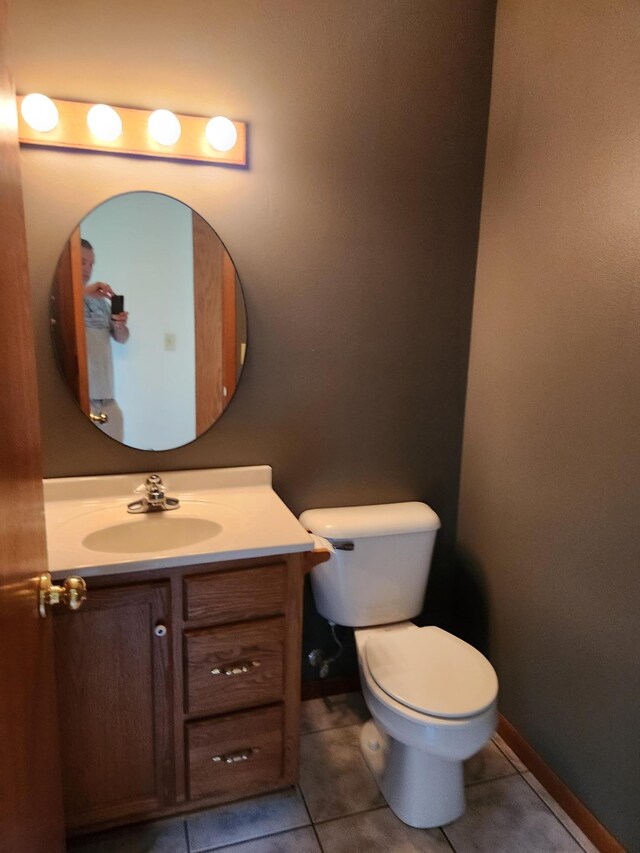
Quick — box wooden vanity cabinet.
[53,553,305,836]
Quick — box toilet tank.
[299,502,440,627]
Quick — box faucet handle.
[133,474,166,495]
[145,474,165,491]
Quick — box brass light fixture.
[18,94,247,167]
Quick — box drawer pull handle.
[210,660,261,677]
[212,747,260,764]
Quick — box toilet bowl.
[300,501,499,828]
[355,622,497,827]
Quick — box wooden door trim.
[51,229,90,415]
[222,251,237,400]
[69,230,90,414]
[0,1,65,847]
[193,210,224,434]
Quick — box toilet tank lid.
[299,501,440,539]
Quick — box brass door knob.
[39,573,87,617]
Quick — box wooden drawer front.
[187,705,283,801]
[184,564,287,624]
[185,617,285,716]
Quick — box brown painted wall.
[458,2,640,849]
[9,0,496,670]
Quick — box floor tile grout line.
[440,825,458,853]
[296,781,326,851]
[300,713,370,736]
[310,801,389,827]
[464,768,520,788]
[491,735,527,774]
[520,772,595,853]
[310,823,326,853]
[296,780,315,823]
[300,720,364,735]
[189,819,313,853]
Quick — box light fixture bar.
[17,96,247,167]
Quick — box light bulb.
[205,116,237,152]
[86,104,122,142]
[21,93,59,132]
[148,109,181,146]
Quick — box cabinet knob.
[212,747,260,764]
[154,624,168,637]
[210,660,261,677]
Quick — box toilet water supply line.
[308,620,344,678]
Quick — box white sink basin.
[57,500,243,555]
[81,516,223,554]
[44,466,314,577]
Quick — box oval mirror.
[50,191,247,451]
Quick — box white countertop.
[44,465,314,579]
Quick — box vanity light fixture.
[20,93,59,132]
[16,94,247,167]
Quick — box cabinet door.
[53,582,173,830]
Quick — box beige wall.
[9,0,496,671]
[458,2,640,849]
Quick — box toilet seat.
[365,626,498,719]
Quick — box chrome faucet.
[127,474,180,514]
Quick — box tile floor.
[68,693,599,853]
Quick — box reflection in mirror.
[50,192,247,451]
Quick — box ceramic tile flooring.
[68,693,599,853]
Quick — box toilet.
[299,501,499,828]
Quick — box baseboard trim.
[498,714,625,853]
[301,674,360,701]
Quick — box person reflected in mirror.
[81,238,129,441]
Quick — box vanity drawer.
[184,564,287,624]
[187,705,284,801]
[185,617,285,716]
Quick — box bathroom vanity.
[43,467,319,835]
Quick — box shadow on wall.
[413,536,455,634]
[447,547,491,657]
[301,578,358,683]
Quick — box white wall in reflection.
[81,192,196,450]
